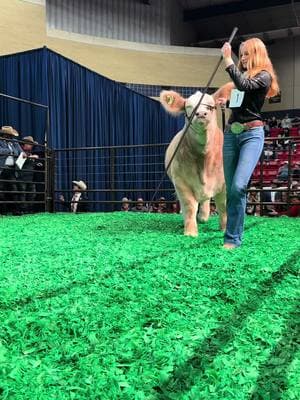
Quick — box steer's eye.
[206,105,214,111]
[185,106,193,115]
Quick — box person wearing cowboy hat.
[59,180,89,213]
[0,126,23,214]
[17,136,41,214]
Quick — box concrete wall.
[0,0,227,88]
[46,0,173,45]
[3,1,298,114]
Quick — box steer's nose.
[196,111,207,118]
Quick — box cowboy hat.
[0,125,19,137]
[22,136,38,145]
[72,180,87,191]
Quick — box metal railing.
[53,143,174,212]
[249,136,300,216]
[53,136,300,214]
[0,136,53,214]
[0,92,51,215]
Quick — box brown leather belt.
[230,120,264,134]
[243,120,264,129]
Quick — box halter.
[184,102,217,118]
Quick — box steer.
[160,90,226,237]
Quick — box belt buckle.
[231,122,245,134]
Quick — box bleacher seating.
[269,127,299,137]
[251,132,300,184]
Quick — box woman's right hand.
[221,42,232,58]
[215,97,227,107]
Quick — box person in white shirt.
[59,180,88,213]
[281,114,292,129]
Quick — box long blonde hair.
[238,38,279,98]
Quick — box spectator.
[169,201,179,214]
[59,180,88,213]
[281,114,292,130]
[269,116,278,128]
[261,183,279,215]
[0,125,22,215]
[263,120,270,137]
[277,162,289,182]
[270,194,300,217]
[17,136,41,214]
[292,162,300,181]
[120,197,130,212]
[273,184,288,213]
[131,197,148,212]
[246,187,260,215]
[280,128,293,151]
[263,141,274,161]
[210,202,218,216]
[156,197,168,213]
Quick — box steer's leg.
[176,185,198,237]
[198,199,210,223]
[214,189,227,231]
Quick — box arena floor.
[0,213,299,399]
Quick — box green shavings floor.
[0,212,299,400]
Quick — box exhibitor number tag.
[229,89,245,108]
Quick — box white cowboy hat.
[0,125,19,137]
[72,180,87,191]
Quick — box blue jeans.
[223,126,264,246]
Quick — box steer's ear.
[160,91,185,115]
[212,82,235,102]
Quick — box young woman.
[214,38,279,248]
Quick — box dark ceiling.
[178,0,300,47]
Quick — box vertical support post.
[259,150,264,216]
[45,147,55,213]
[110,147,116,212]
[287,139,292,209]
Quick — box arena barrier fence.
[0,136,55,214]
[0,92,52,215]
[53,143,175,212]
[52,136,300,215]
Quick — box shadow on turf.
[0,236,220,311]
[95,216,266,235]
[0,220,267,312]
[251,307,300,400]
[153,250,300,399]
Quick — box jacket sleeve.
[14,141,23,154]
[225,64,271,92]
[0,141,11,155]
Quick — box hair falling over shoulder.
[238,37,279,98]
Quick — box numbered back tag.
[229,89,245,108]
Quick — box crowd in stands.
[248,113,300,217]
[120,196,179,214]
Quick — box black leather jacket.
[225,64,272,124]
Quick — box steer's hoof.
[184,230,198,237]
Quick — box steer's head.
[160,90,216,131]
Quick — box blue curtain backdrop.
[0,47,184,210]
